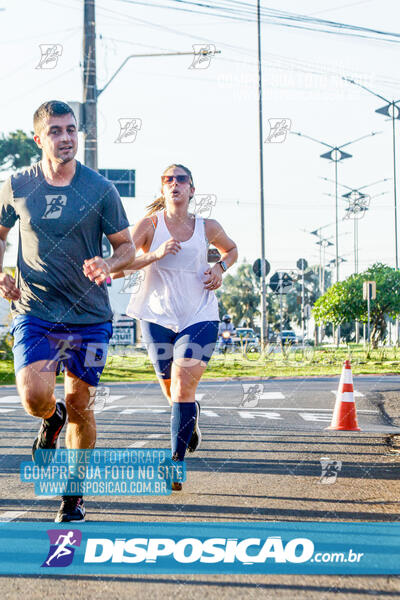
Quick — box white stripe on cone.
[341,369,353,385]
[336,391,355,403]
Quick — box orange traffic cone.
[326,360,361,431]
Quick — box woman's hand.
[155,238,182,260]
[203,263,223,290]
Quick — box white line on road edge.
[128,441,148,448]
[107,405,378,414]
[128,433,164,448]
[0,397,21,403]
[0,511,27,522]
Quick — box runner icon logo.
[42,194,67,219]
[36,44,63,69]
[115,119,142,144]
[41,529,82,568]
[189,44,216,69]
[240,383,263,408]
[319,457,342,484]
[193,194,217,219]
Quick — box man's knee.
[64,384,92,423]
[18,385,54,417]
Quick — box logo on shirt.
[42,195,67,219]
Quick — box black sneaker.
[55,495,86,522]
[32,401,67,461]
[187,400,201,453]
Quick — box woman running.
[114,164,237,489]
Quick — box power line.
[110,0,400,44]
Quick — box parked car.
[277,330,297,346]
[233,328,260,352]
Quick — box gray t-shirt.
[0,161,130,324]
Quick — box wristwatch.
[217,260,227,272]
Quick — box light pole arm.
[342,77,390,103]
[97,50,221,97]
[339,130,381,149]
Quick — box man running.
[0,100,135,522]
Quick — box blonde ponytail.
[146,196,165,216]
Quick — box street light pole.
[342,78,400,269]
[292,130,381,345]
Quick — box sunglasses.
[161,175,191,184]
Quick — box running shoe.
[55,495,85,522]
[187,400,201,453]
[32,401,67,461]
[171,452,183,491]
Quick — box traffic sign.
[304,304,312,319]
[253,259,271,278]
[363,280,376,300]
[99,169,136,197]
[296,258,308,271]
[269,272,293,294]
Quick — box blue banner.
[20,449,185,496]
[0,522,400,575]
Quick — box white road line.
[107,395,126,403]
[0,409,16,413]
[101,405,378,414]
[260,392,285,400]
[238,411,283,420]
[128,441,148,448]
[202,410,219,417]
[0,511,27,522]
[0,397,20,404]
[300,413,332,422]
[120,409,167,415]
[129,432,164,448]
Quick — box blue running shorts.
[140,320,219,380]
[11,315,113,387]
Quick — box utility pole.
[257,0,267,351]
[83,0,97,170]
[81,1,220,173]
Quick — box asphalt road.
[1,376,400,599]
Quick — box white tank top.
[126,211,220,332]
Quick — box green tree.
[217,260,281,332]
[313,263,400,347]
[0,130,40,171]
[217,261,260,328]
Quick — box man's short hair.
[33,100,76,135]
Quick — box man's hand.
[203,263,223,290]
[0,273,21,301]
[83,257,111,286]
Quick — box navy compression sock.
[171,402,197,461]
